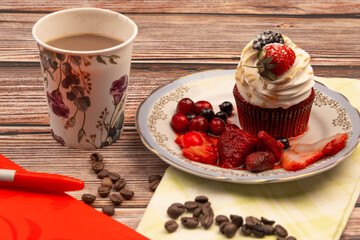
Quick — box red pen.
[0,169,84,193]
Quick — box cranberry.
[171,113,189,132]
[177,98,195,115]
[194,101,213,115]
[182,132,203,148]
[209,118,226,136]
[199,107,215,122]
[188,116,208,133]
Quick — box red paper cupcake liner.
[233,84,315,138]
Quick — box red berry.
[188,116,208,133]
[177,98,195,115]
[263,43,296,76]
[182,132,203,148]
[194,101,213,115]
[209,118,226,136]
[245,151,275,172]
[171,113,189,132]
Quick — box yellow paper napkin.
[137,77,360,240]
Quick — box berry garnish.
[194,101,213,115]
[171,113,189,132]
[245,151,275,172]
[199,107,215,122]
[177,98,195,115]
[276,137,290,150]
[181,132,203,148]
[215,111,228,122]
[252,31,284,50]
[209,118,226,136]
[219,101,233,117]
[188,116,209,133]
[186,114,196,122]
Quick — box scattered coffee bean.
[98,186,111,197]
[109,193,123,205]
[286,237,297,240]
[262,224,275,235]
[90,153,103,162]
[240,224,252,236]
[167,203,185,219]
[251,227,265,238]
[164,220,178,233]
[108,172,121,182]
[120,189,134,200]
[184,201,199,211]
[148,175,162,182]
[261,216,275,225]
[245,216,261,227]
[81,193,96,204]
[195,195,208,203]
[102,205,115,216]
[101,177,113,188]
[275,224,288,238]
[181,217,199,228]
[97,169,110,179]
[193,206,202,218]
[276,238,286,240]
[113,178,126,191]
[201,202,214,216]
[201,213,214,229]
[230,214,243,228]
[91,161,105,173]
[219,221,228,234]
[221,222,238,238]
[149,179,160,192]
[215,215,229,225]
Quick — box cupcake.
[234,31,315,138]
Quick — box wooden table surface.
[0,1,359,239]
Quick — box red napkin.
[0,154,149,240]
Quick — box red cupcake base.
[233,85,315,138]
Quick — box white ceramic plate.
[136,70,360,183]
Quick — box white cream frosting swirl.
[235,36,314,109]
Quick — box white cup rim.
[32,7,138,55]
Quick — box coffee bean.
[263,224,275,235]
[219,221,228,234]
[201,213,214,229]
[221,222,238,238]
[193,206,202,218]
[97,169,109,179]
[201,202,214,216]
[149,179,160,192]
[230,214,243,228]
[245,216,261,227]
[102,205,115,216]
[148,175,162,182]
[109,193,123,205]
[108,172,121,182]
[120,189,134,200]
[261,216,275,225]
[240,224,252,236]
[113,178,126,191]
[167,203,185,219]
[101,177,113,188]
[92,161,104,173]
[215,215,229,225]
[184,201,199,211]
[90,153,103,162]
[276,238,286,240]
[286,237,297,240]
[164,220,178,233]
[98,186,111,197]
[275,224,288,238]
[81,193,96,204]
[251,227,265,238]
[195,195,208,203]
[181,217,199,228]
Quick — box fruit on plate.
[257,131,284,162]
[217,124,257,168]
[245,151,276,172]
[282,133,348,171]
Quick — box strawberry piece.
[217,124,258,169]
[257,131,283,163]
[282,133,348,171]
[245,151,275,172]
[263,43,296,77]
[175,131,213,148]
[182,145,218,165]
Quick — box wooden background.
[0,1,359,239]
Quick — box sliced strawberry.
[257,131,283,163]
[291,133,347,154]
[282,151,323,171]
[182,145,218,165]
[175,131,213,148]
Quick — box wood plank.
[1,0,359,15]
[0,13,360,62]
